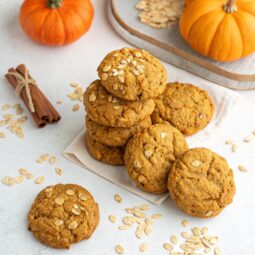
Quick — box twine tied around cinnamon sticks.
[9,69,36,113]
[5,64,61,127]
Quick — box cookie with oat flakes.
[28,184,99,249]
[151,82,214,136]
[168,148,235,218]
[86,115,151,147]
[97,48,167,101]
[124,123,188,194]
[85,133,125,165]
[84,80,155,127]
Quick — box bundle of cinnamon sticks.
[5,64,61,127]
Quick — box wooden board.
[109,0,255,90]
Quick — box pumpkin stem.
[223,0,238,13]
[48,0,63,8]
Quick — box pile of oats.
[162,220,222,255]
[0,103,28,139]
[136,0,184,29]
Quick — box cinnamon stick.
[5,64,61,127]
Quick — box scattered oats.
[144,149,153,158]
[144,224,152,235]
[244,135,253,142]
[103,65,112,72]
[119,225,130,230]
[2,104,10,110]
[231,144,237,152]
[214,246,221,255]
[1,176,14,186]
[181,232,190,239]
[14,175,24,184]
[204,247,211,253]
[89,93,96,102]
[0,132,6,139]
[114,194,122,203]
[201,226,208,235]
[151,213,162,219]
[70,82,79,88]
[113,105,120,110]
[209,236,218,245]
[163,243,173,251]
[37,153,49,163]
[3,114,13,120]
[35,176,44,184]
[72,104,80,112]
[72,207,81,215]
[16,106,24,115]
[191,160,201,167]
[66,189,75,195]
[181,219,189,227]
[125,208,134,214]
[160,132,167,139]
[192,227,201,236]
[170,235,178,245]
[145,217,153,225]
[0,120,7,126]
[101,73,108,81]
[68,220,78,230]
[25,173,34,180]
[139,204,150,211]
[78,193,87,201]
[19,168,28,175]
[115,245,124,254]
[49,156,57,165]
[54,219,63,226]
[109,215,116,223]
[135,229,143,239]
[55,197,65,205]
[252,130,255,135]
[225,140,234,145]
[56,100,63,104]
[139,243,148,252]
[55,168,62,176]
[238,165,247,172]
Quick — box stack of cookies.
[84,48,167,165]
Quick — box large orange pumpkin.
[180,0,255,62]
[20,0,94,46]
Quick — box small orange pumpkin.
[20,0,94,46]
[180,0,255,62]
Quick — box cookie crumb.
[109,215,116,223]
[114,194,122,203]
[238,165,247,172]
[181,219,189,227]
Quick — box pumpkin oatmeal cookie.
[85,133,125,165]
[124,123,188,194]
[86,115,152,147]
[151,82,214,136]
[97,48,167,101]
[168,148,236,218]
[84,80,155,127]
[28,184,99,249]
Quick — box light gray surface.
[1,1,255,255]
[110,0,255,89]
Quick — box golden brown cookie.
[28,184,99,249]
[97,48,167,101]
[151,83,214,136]
[85,133,125,165]
[124,123,188,194]
[168,148,236,218]
[84,80,155,127]
[86,115,152,147]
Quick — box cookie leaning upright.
[152,82,214,136]
[168,148,236,218]
[84,80,155,127]
[124,123,188,194]
[28,184,99,249]
[97,48,167,101]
